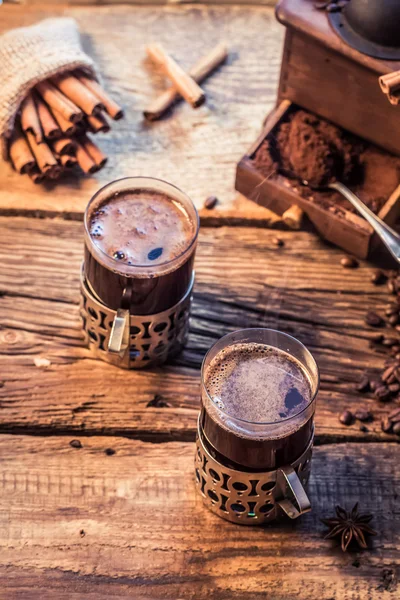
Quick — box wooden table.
[0,3,399,599]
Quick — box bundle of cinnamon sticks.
[8,70,123,183]
[379,71,400,106]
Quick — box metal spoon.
[326,181,400,265]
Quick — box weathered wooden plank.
[24,0,277,5]
[0,216,398,443]
[0,4,282,224]
[0,436,398,599]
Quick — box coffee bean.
[369,379,381,392]
[381,417,393,433]
[273,237,284,247]
[355,375,370,393]
[354,409,373,422]
[388,407,400,422]
[359,425,369,433]
[365,312,384,327]
[339,410,353,425]
[389,383,400,394]
[341,256,358,269]
[372,270,387,285]
[375,386,391,401]
[382,365,396,383]
[382,337,398,347]
[388,280,396,294]
[386,374,396,386]
[390,345,400,355]
[70,439,82,449]
[393,422,400,435]
[204,195,218,210]
[389,315,400,326]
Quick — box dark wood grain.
[25,0,277,4]
[276,0,400,75]
[0,3,283,224]
[0,435,398,599]
[0,216,398,444]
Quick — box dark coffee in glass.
[83,177,199,316]
[200,329,319,471]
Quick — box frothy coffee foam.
[204,342,312,439]
[89,189,195,267]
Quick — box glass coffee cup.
[80,177,199,369]
[195,328,319,524]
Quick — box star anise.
[321,503,377,552]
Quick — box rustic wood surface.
[0,216,398,446]
[24,0,277,5]
[0,3,283,224]
[1,3,400,598]
[0,436,398,599]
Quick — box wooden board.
[24,0,277,5]
[0,216,398,444]
[0,4,283,224]
[0,435,398,599]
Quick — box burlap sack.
[0,17,99,157]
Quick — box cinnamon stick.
[51,108,77,136]
[146,43,205,109]
[8,128,36,174]
[28,168,45,184]
[47,164,63,179]
[52,74,105,116]
[77,75,124,120]
[80,135,108,170]
[282,204,304,230]
[26,130,58,173]
[60,154,77,168]
[379,71,400,95]
[87,113,110,133]
[388,94,400,106]
[75,143,97,174]
[20,93,43,143]
[35,95,62,140]
[36,80,83,124]
[52,137,77,156]
[144,42,228,120]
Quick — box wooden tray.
[235,100,400,258]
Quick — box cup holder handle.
[276,465,311,519]
[108,308,130,356]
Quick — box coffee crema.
[201,342,314,470]
[206,342,311,423]
[89,189,195,267]
[84,186,198,315]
